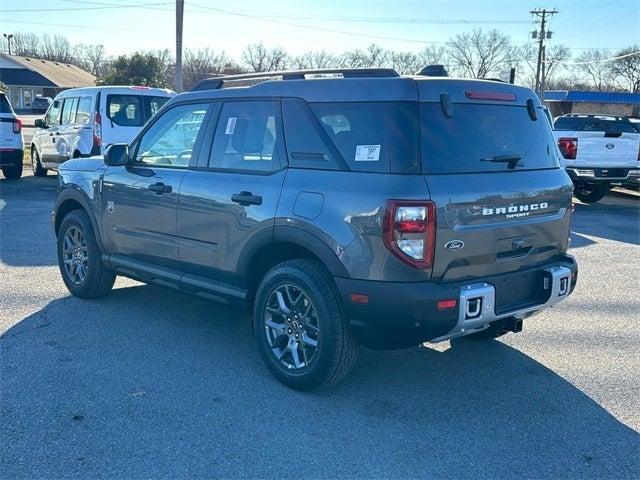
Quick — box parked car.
[0,92,24,180]
[553,114,640,203]
[52,69,578,390]
[30,86,174,176]
[30,96,53,113]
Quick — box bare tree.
[73,44,107,77]
[241,43,289,72]
[574,49,613,91]
[418,45,449,69]
[447,29,513,78]
[11,32,42,57]
[183,48,228,89]
[338,44,389,69]
[610,46,640,92]
[390,51,419,74]
[521,44,571,89]
[291,50,336,70]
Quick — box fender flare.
[54,187,105,252]
[272,224,350,278]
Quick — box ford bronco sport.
[53,68,578,390]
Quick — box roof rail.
[190,68,400,91]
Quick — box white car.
[30,86,175,176]
[553,114,640,203]
[0,92,24,180]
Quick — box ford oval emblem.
[605,143,615,149]
[444,240,465,251]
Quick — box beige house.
[0,53,96,109]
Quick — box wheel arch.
[54,189,105,252]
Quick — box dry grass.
[22,149,30,166]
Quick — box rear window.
[308,102,419,173]
[554,116,638,133]
[421,103,559,174]
[0,94,14,114]
[106,94,170,127]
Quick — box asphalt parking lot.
[1,172,638,479]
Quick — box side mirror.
[103,144,130,166]
[34,118,46,129]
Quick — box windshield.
[421,103,559,174]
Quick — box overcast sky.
[1,0,639,59]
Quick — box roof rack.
[190,68,399,91]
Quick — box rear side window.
[107,95,143,127]
[60,97,78,125]
[0,94,13,114]
[421,103,559,174]
[309,102,419,173]
[76,96,93,125]
[209,100,282,172]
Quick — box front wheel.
[573,181,608,204]
[31,148,47,177]
[253,259,358,391]
[57,210,116,298]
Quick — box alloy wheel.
[263,284,320,370]
[62,226,89,284]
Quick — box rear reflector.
[349,293,369,304]
[465,90,516,101]
[437,299,457,310]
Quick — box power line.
[546,50,640,65]
[3,1,172,12]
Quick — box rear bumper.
[567,167,640,183]
[335,254,578,349]
[0,149,23,167]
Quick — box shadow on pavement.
[1,284,638,478]
[0,174,58,267]
[570,192,639,248]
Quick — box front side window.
[76,96,93,125]
[135,103,208,167]
[60,97,78,125]
[45,100,61,126]
[209,100,281,172]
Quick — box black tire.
[57,209,115,299]
[573,181,608,204]
[253,259,358,391]
[31,147,47,177]
[1,163,23,180]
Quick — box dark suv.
[53,69,578,390]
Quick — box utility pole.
[175,0,184,92]
[530,8,557,99]
[3,33,14,55]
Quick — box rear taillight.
[93,112,102,147]
[558,137,578,160]
[13,118,22,134]
[383,200,436,269]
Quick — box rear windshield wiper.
[480,154,522,169]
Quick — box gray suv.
[53,68,578,390]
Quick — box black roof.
[0,68,56,87]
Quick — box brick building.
[544,90,640,118]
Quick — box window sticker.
[225,117,237,135]
[355,145,381,162]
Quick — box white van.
[30,86,175,175]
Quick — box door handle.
[148,182,172,194]
[231,191,262,206]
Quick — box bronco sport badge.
[482,202,548,219]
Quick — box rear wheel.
[253,259,358,391]
[57,210,115,298]
[31,147,47,177]
[1,163,23,180]
[573,181,608,204]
